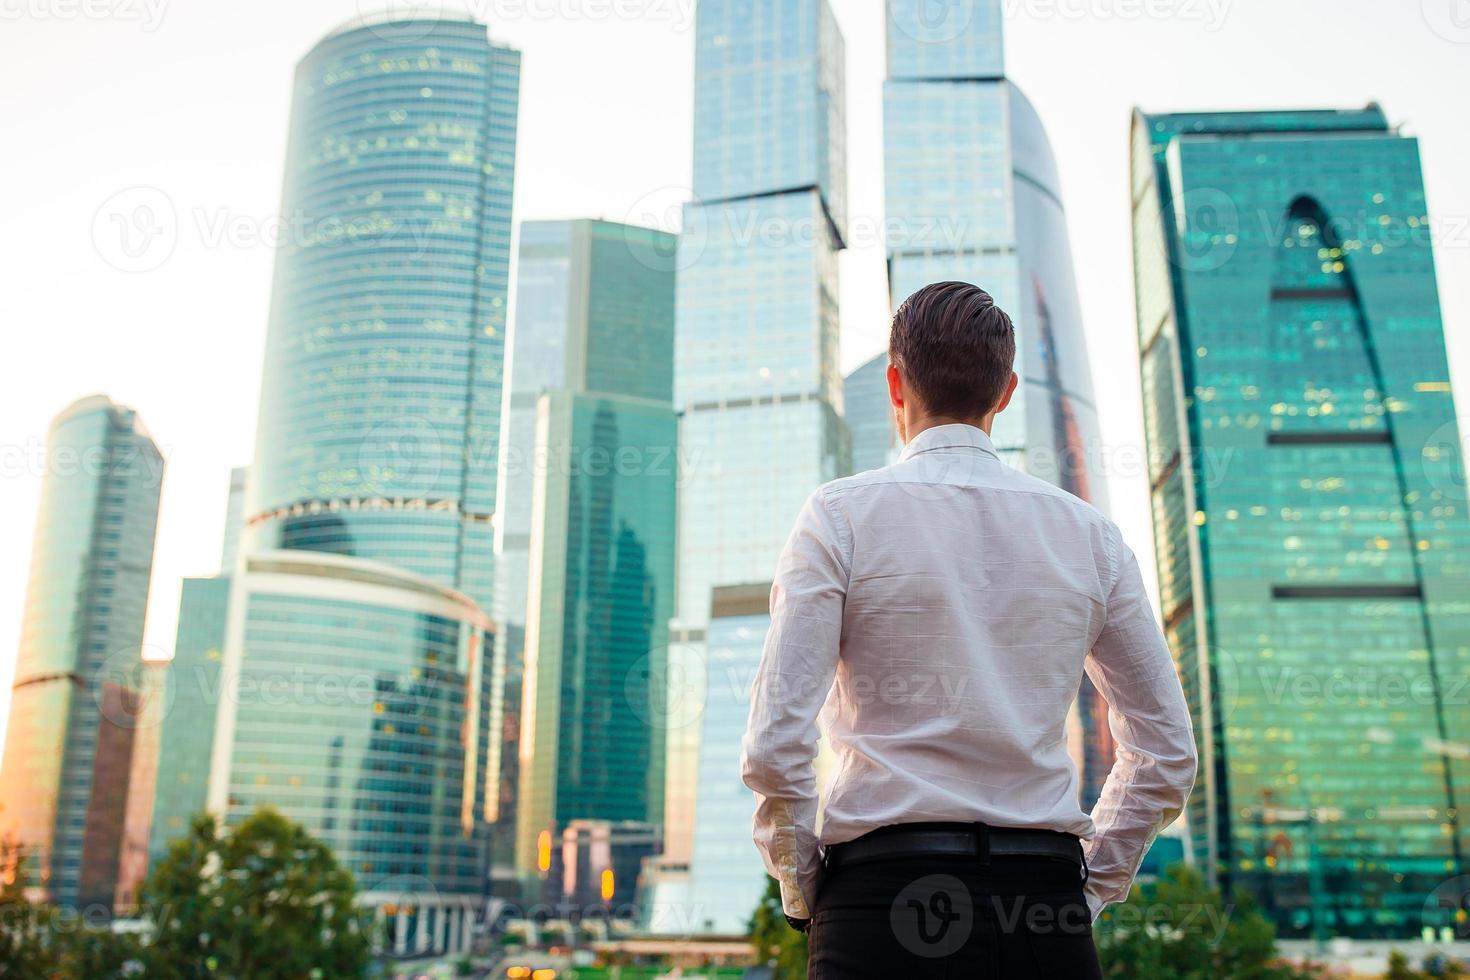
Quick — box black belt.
[825,823,1086,878]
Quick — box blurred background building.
[843,353,899,473]
[167,14,523,954]
[655,0,853,917]
[0,395,162,913]
[504,218,678,902]
[683,585,776,935]
[1131,104,1470,939]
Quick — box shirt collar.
[898,423,1000,463]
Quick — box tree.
[0,837,151,979]
[750,877,807,980]
[0,836,52,979]
[1094,865,1324,980]
[141,809,373,979]
[1387,950,1470,979]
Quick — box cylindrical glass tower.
[247,13,521,609]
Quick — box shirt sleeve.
[1082,527,1199,918]
[740,487,850,920]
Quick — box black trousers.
[807,852,1103,978]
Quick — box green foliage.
[1387,950,1470,979]
[749,877,807,980]
[2,810,375,979]
[1095,865,1323,980]
[140,809,373,979]
[0,837,153,979]
[0,837,53,979]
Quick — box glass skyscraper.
[207,550,495,956]
[195,15,521,953]
[0,395,163,910]
[1131,104,1470,938]
[148,469,242,868]
[844,352,898,474]
[883,0,1115,806]
[246,13,521,611]
[148,575,230,864]
[497,219,678,895]
[683,586,773,934]
[666,0,850,871]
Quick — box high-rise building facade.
[684,585,773,934]
[883,0,1115,805]
[198,15,521,953]
[245,13,520,611]
[207,550,495,956]
[219,466,247,574]
[147,575,230,865]
[844,352,898,474]
[145,468,245,876]
[1131,105,1470,938]
[0,395,163,910]
[500,219,678,895]
[666,0,850,870]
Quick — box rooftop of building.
[1135,104,1392,144]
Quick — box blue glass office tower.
[1131,105,1470,938]
[202,15,520,953]
[0,396,163,910]
[883,0,1114,806]
[683,586,773,934]
[667,0,850,870]
[496,220,678,894]
[844,352,898,474]
[246,13,520,610]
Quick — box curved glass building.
[247,13,521,609]
[1131,105,1470,939]
[207,551,495,955]
[0,395,163,910]
[175,15,522,953]
[882,0,1114,803]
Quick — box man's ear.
[993,371,1019,414]
[886,363,904,410]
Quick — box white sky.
[2,0,1468,744]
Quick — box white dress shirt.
[740,423,1197,921]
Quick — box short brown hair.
[889,282,1017,419]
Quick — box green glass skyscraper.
[502,220,677,893]
[0,395,163,910]
[1131,104,1470,939]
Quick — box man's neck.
[901,413,994,445]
